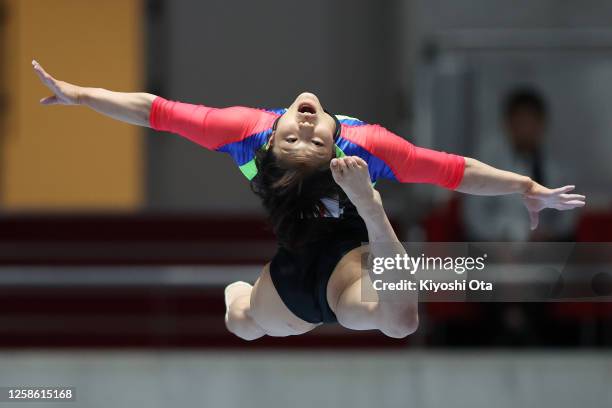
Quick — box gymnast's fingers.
[32,60,57,89]
[354,157,367,168]
[337,157,348,172]
[562,200,586,207]
[40,96,59,105]
[528,210,539,230]
[552,185,575,194]
[560,194,586,201]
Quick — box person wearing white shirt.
[463,87,576,242]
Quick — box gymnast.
[32,60,585,339]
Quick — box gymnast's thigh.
[249,263,319,337]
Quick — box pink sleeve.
[348,124,465,189]
[148,96,273,150]
[405,144,466,189]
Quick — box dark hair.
[250,148,338,248]
[503,87,548,120]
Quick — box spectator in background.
[462,87,577,346]
[462,86,577,242]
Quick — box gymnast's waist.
[279,216,369,251]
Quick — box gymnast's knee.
[225,307,265,341]
[334,301,378,330]
[381,306,419,339]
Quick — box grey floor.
[0,351,610,408]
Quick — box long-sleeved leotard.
[149,97,465,189]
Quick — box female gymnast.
[32,60,585,339]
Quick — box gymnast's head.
[268,92,336,170]
[250,92,339,244]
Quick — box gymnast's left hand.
[522,183,586,230]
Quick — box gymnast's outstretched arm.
[457,157,585,229]
[32,60,274,152]
[351,121,586,230]
[32,60,155,127]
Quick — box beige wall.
[1,0,143,210]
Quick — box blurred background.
[0,0,611,407]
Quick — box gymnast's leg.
[224,281,266,341]
[225,264,319,340]
[327,156,418,338]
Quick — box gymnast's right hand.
[32,59,81,106]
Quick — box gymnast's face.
[270,92,336,169]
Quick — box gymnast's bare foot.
[330,156,382,216]
[224,281,252,322]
